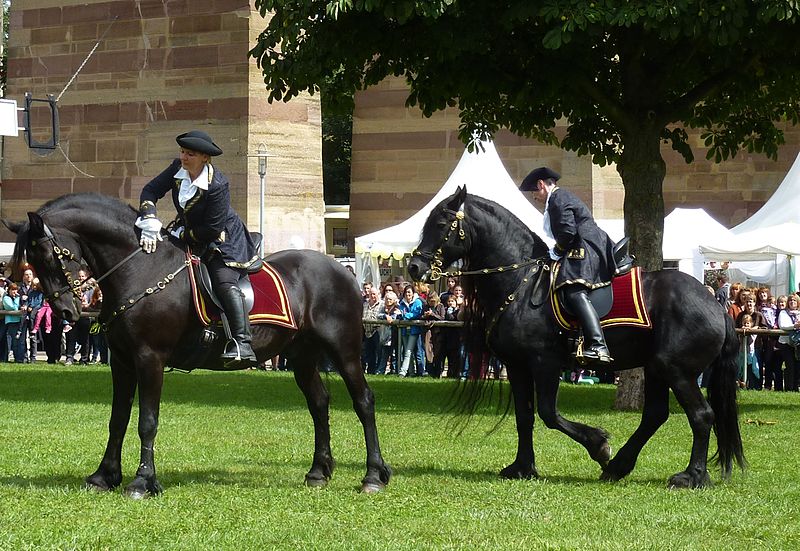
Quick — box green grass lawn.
[1,363,798,550]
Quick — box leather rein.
[31,222,188,331]
[412,205,551,342]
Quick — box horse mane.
[10,193,139,280]
[447,194,548,427]
[37,192,138,220]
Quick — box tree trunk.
[614,126,667,411]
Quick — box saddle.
[555,237,635,319]
[186,234,297,331]
[194,232,264,314]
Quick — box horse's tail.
[706,314,746,478]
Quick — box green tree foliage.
[251,0,800,269]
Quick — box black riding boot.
[563,286,613,364]
[218,285,258,368]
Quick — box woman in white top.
[776,294,800,391]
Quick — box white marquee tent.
[699,151,800,292]
[354,140,552,285]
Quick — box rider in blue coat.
[135,130,259,368]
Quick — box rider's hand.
[139,228,162,253]
[135,216,163,254]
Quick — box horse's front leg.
[499,365,538,480]
[85,354,136,492]
[123,358,165,499]
[534,372,612,469]
[602,372,670,482]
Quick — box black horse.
[6,193,391,497]
[407,186,744,488]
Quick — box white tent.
[699,151,800,292]
[354,140,551,285]
[596,209,733,282]
[730,152,800,233]
[663,208,734,282]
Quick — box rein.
[32,221,188,331]
[412,204,551,343]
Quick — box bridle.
[412,204,551,343]
[412,205,545,281]
[29,221,187,330]
[30,223,94,303]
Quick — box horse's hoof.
[599,469,622,482]
[304,476,329,488]
[360,482,385,494]
[123,477,163,499]
[668,470,711,489]
[124,488,149,500]
[84,481,113,493]
[595,442,612,467]
[499,463,538,480]
[84,472,120,492]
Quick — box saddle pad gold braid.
[187,253,297,330]
[550,266,652,331]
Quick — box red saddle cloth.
[188,256,297,330]
[551,266,651,331]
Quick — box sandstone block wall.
[350,75,799,241]
[2,0,324,253]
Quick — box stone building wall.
[350,76,799,240]
[2,0,324,253]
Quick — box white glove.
[170,226,185,240]
[548,248,561,261]
[135,217,163,254]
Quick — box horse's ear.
[450,185,467,209]
[1,219,25,235]
[27,212,46,238]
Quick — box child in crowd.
[740,314,760,389]
[376,290,401,375]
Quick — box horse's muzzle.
[406,258,429,282]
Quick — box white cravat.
[542,186,558,240]
[175,165,210,208]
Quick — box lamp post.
[256,144,268,254]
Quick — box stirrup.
[222,339,256,366]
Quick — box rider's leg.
[563,284,613,363]
[207,253,257,367]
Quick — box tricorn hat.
[176,130,222,156]
[520,166,560,191]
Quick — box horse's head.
[4,212,83,322]
[408,185,469,282]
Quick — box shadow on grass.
[0,366,620,417]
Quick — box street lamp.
[256,144,268,254]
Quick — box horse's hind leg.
[601,373,670,482]
[292,355,336,487]
[534,374,612,469]
[327,343,391,493]
[666,376,714,489]
[85,355,136,492]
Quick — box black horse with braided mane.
[407,186,745,488]
[5,192,391,497]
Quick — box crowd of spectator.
[360,275,478,379]
[715,273,799,391]
[0,262,108,366]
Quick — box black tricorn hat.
[520,166,561,191]
[176,130,222,156]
